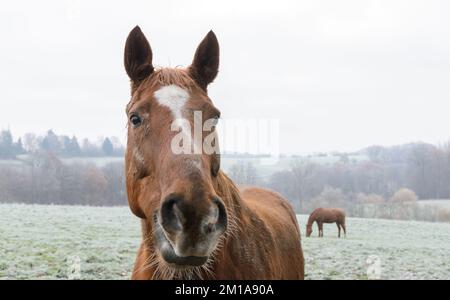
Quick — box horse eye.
[130,114,142,127]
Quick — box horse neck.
[307,211,317,226]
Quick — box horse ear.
[124,26,154,84]
[189,30,220,91]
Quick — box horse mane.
[134,67,197,94]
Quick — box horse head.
[124,26,227,269]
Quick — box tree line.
[0,129,125,159]
[0,152,126,206]
[1,136,450,222]
[229,142,450,222]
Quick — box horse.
[122,26,304,279]
[306,208,346,238]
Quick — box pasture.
[0,203,449,280]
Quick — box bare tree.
[290,160,316,213]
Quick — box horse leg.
[316,222,320,237]
[337,223,341,238]
[342,223,347,237]
[318,222,323,237]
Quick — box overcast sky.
[1,0,450,154]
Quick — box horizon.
[2,126,449,157]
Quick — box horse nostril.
[213,197,228,232]
[160,195,184,233]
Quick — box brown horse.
[123,26,304,279]
[306,208,346,238]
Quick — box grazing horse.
[123,26,304,279]
[306,208,346,238]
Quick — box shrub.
[357,193,385,204]
[390,188,418,203]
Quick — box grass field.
[1,203,449,280]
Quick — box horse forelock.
[130,67,197,98]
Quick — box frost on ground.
[0,203,449,279]
[297,215,450,280]
[0,204,140,280]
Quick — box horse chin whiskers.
[146,249,216,280]
[143,228,219,280]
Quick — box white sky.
[1,0,450,154]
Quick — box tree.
[102,138,114,156]
[244,162,258,185]
[61,135,81,157]
[15,138,25,155]
[23,133,39,153]
[69,136,81,156]
[102,163,127,205]
[291,160,317,212]
[228,161,259,185]
[308,186,348,212]
[357,193,385,204]
[61,136,72,156]
[109,136,125,156]
[407,142,436,198]
[390,188,418,203]
[0,130,15,159]
[81,138,99,156]
[41,130,61,154]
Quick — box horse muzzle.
[152,196,227,268]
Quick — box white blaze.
[154,84,189,130]
[154,85,200,164]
